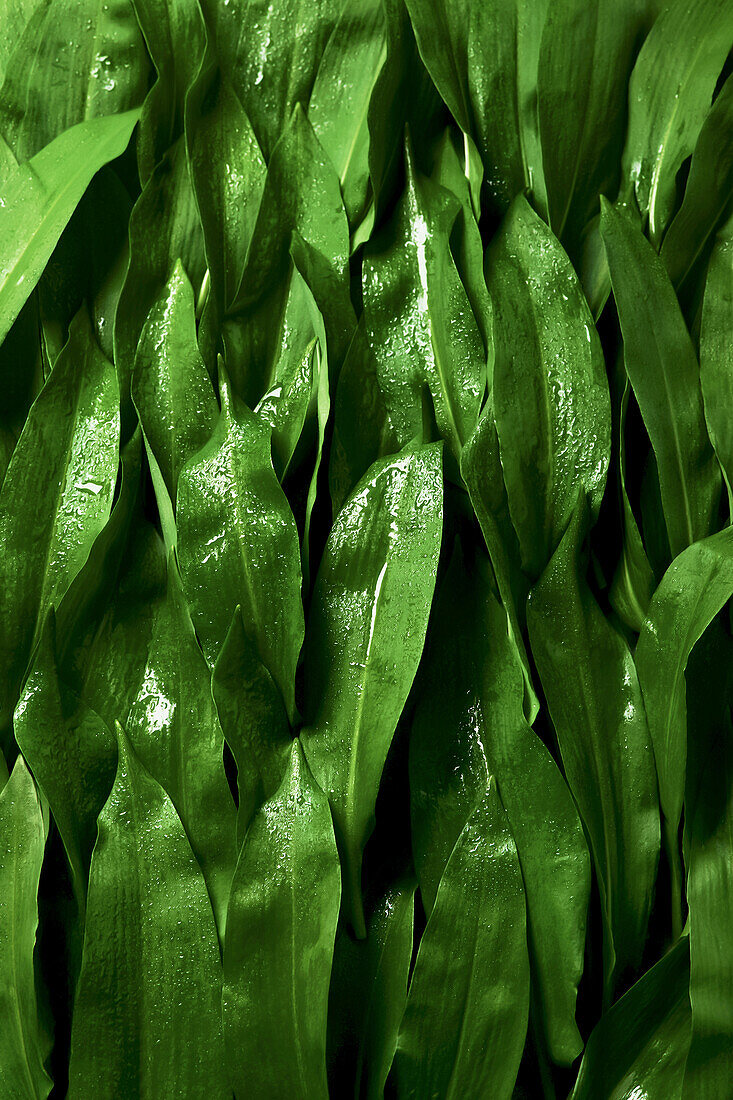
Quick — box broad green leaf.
[0,310,119,749]
[467,0,548,215]
[132,261,218,503]
[329,880,415,1100]
[223,739,340,1100]
[601,198,721,558]
[527,499,659,991]
[15,613,115,909]
[68,726,229,1098]
[683,670,733,1097]
[537,0,646,253]
[621,0,733,243]
[393,779,529,1100]
[701,212,733,511]
[635,526,733,923]
[255,338,317,481]
[572,939,691,1100]
[661,73,733,291]
[309,0,387,226]
[187,69,266,310]
[0,109,139,346]
[486,196,611,580]
[289,229,357,378]
[460,400,537,721]
[410,546,588,1065]
[125,553,236,935]
[177,367,304,720]
[212,606,291,846]
[362,141,486,464]
[404,0,472,134]
[0,0,42,89]
[0,0,147,160]
[301,445,443,935]
[213,0,345,160]
[131,0,207,182]
[329,319,399,515]
[0,756,53,1100]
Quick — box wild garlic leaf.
[404,0,473,134]
[255,337,317,481]
[621,0,733,244]
[362,141,486,464]
[410,546,589,1065]
[393,778,529,1100]
[124,553,237,937]
[301,444,443,936]
[0,309,119,750]
[700,211,733,512]
[212,606,291,846]
[0,756,53,1100]
[68,726,229,1099]
[486,195,611,580]
[329,880,416,1100]
[0,109,140,347]
[572,939,691,1100]
[223,739,340,1100]
[176,366,304,721]
[527,498,660,993]
[601,198,721,558]
[132,260,219,505]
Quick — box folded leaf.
[527,498,659,991]
[572,939,691,1100]
[223,739,340,1100]
[301,444,442,935]
[0,756,53,1100]
[486,195,611,580]
[68,726,228,1097]
[0,309,119,748]
[621,0,733,242]
[256,338,317,481]
[393,778,529,1100]
[0,109,139,346]
[177,366,304,720]
[404,0,473,134]
[601,198,721,558]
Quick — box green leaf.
[132,260,218,504]
[661,73,733,291]
[601,198,721,558]
[486,195,611,580]
[0,756,53,1100]
[222,738,340,1100]
[393,778,529,1100]
[0,109,140,347]
[68,725,229,1098]
[212,606,291,846]
[177,366,304,720]
[187,69,266,310]
[0,0,41,89]
[309,0,387,226]
[572,939,691,1100]
[0,0,147,160]
[700,211,733,512]
[635,526,733,925]
[621,0,733,243]
[0,309,119,747]
[527,498,660,990]
[329,880,416,1100]
[301,444,443,936]
[14,612,115,909]
[410,545,589,1064]
[467,0,548,215]
[125,552,237,936]
[362,140,486,464]
[537,0,646,253]
[255,338,317,481]
[404,0,473,134]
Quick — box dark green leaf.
[68,726,229,1098]
[301,444,443,935]
[700,211,733,511]
[256,338,317,481]
[223,738,340,1100]
[394,778,529,1100]
[601,198,721,557]
[405,0,472,134]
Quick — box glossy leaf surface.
[700,212,733,508]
